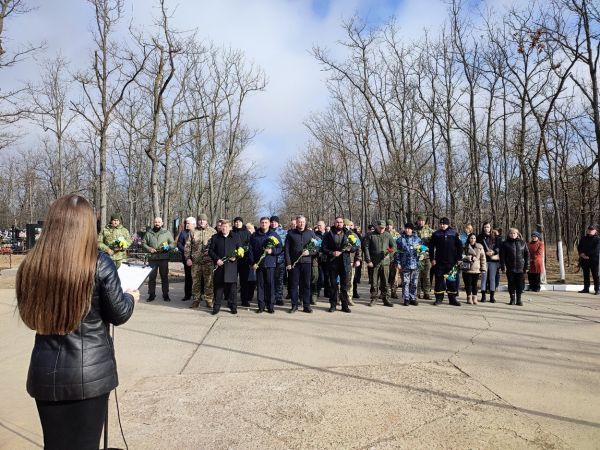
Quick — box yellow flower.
[348,234,357,244]
[237,248,244,257]
[270,236,279,245]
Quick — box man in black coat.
[249,217,283,313]
[577,225,600,295]
[209,220,242,314]
[320,217,357,313]
[232,216,253,307]
[429,217,463,306]
[284,215,319,313]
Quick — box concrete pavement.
[1,283,599,449]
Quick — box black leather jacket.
[500,238,530,273]
[26,252,135,401]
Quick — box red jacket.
[527,241,544,274]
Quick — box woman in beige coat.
[462,233,487,304]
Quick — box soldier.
[97,213,131,269]
[185,214,217,309]
[414,215,433,300]
[429,217,463,306]
[342,219,361,306]
[363,220,396,307]
[386,220,400,299]
[270,216,287,305]
[142,217,175,302]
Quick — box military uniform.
[414,219,433,299]
[363,223,396,306]
[386,222,400,298]
[97,222,131,269]
[185,224,217,308]
[345,229,361,306]
[142,227,175,301]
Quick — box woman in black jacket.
[477,222,502,302]
[16,194,138,450]
[500,228,530,306]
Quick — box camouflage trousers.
[274,262,285,303]
[418,259,431,296]
[401,269,419,301]
[192,262,213,303]
[310,265,319,304]
[346,264,355,299]
[388,263,399,293]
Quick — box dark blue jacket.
[248,228,283,268]
[395,233,423,270]
[177,229,189,262]
[321,227,357,273]
[429,228,463,264]
[284,228,319,266]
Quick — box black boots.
[509,294,515,305]
[516,294,523,306]
[480,291,486,302]
[489,292,495,303]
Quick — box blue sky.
[4,0,451,215]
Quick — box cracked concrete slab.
[1,285,598,449]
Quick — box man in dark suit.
[429,217,463,306]
[209,220,242,314]
[284,215,319,314]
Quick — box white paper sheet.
[117,263,153,292]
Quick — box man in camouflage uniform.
[339,219,361,306]
[185,214,217,308]
[97,213,131,269]
[386,219,400,298]
[414,215,433,300]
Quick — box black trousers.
[36,393,109,450]
[433,262,457,302]
[329,261,349,308]
[354,264,362,285]
[148,259,169,296]
[528,273,541,291]
[581,258,600,291]
[183,259,192,298]
[238,262,251,303]
[256,267,275,310]
[462,272,480,296]
[214,282,237,311]
[289,263,312,308]
[507,272,524,297]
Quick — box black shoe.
[383,301,394,307]
[480,292,486,302]
[211,310,219,315]
[181,296,191,301]
[489,293,495,303]
[256,308,264,314]
[449,301,461,306]
[579,289,590,294]
[341,307,351,313]
[285,293,291,299]
[288,306,298,314]
[241,301,251,307]
[595,291,600,295]
[146,295,156,302]
[303,307,313,313]
[410,300,419,306]
[163,296,171,302]
[328,306,336,312]
[230,309,238,315]
[516,301,523,306]
[353,292,360,299]
[509,296,515,305]
[268,308,275,314]
[276,300,284,306]
[403,300,410,306]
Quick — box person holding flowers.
[321,217,358,313]
[429,217,463,306]
[461,233,487,305]
[284,215,319,314]
[97,213,131,269]
[363,220,397,307]
[209,220,242,315]
[395,222,424,306]
[248,217,283,313]
[142,217,174,302]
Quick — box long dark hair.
[16,195,98,335]
[464,233,478,251]
[477,222,496,244]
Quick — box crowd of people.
[95,211,600,315]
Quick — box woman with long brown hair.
[16,194,139,450]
